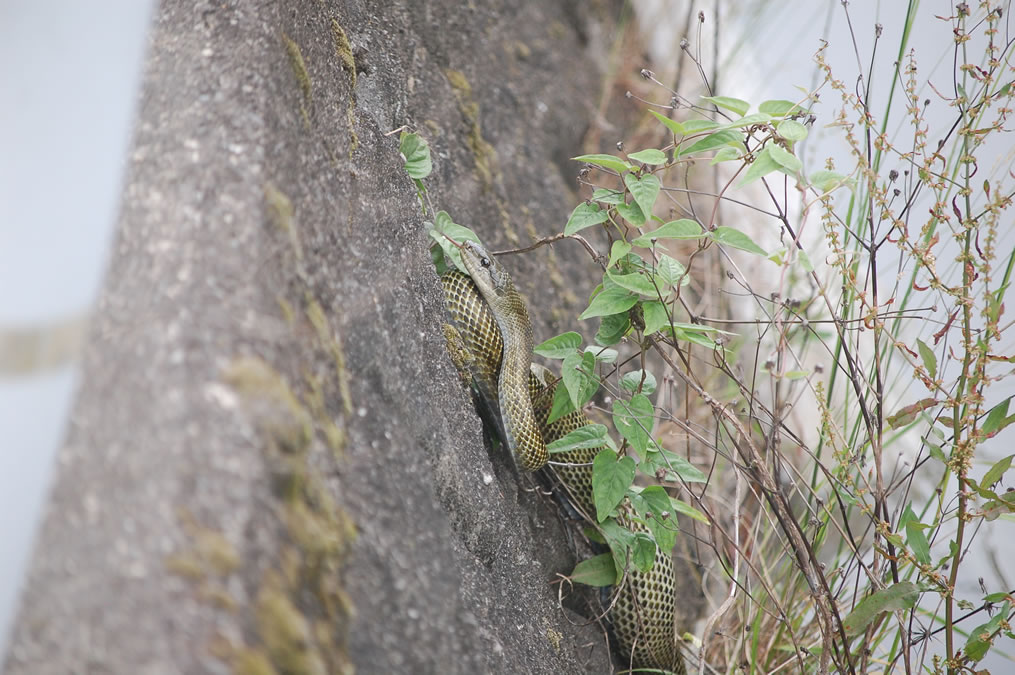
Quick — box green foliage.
[841,582,920,637]
[401,5,1015,665]
[592,449,636,523]
[570,553,617,586]
[553,4,1015,670]
[612,394,654,457]
[564,202,608,236]
[534,331,582,359]
[545,423,610,455]
[399,132,432,179]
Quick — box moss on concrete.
[265,183,304,261]
[304,373,346,459]
[305,299,354,416]
[232,649,279,675]
[223,357,313,455]
[165,552,206,581]
[166,512,241,581]
[277,295,296,326]
[220,347,356,674]
[444,69,521,245]
[256,577,328,675]
[330,18,356,88]
[330,18,359,156]
[204,188,362,675]
[445,69,496,191]
[283,33,313,128]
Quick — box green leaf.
[609,271,659,297]
[798,248,814,272]
[627,148,668,165]
[599,518,636,575]
[648,110,686,136]
[547,380,577,424]
[427,212,482,273]
[564,202,608,235]
[724,112,772,128]
[681,129,743,157]
[546,424,609,455]
[777,119,809,142]
[615,201,647,226]
[620,370,657,395]
[712,226,768,256]
[887,529,907,549]
[841,582,920,637]
[656,254,689,287]
[585,346,618,364]
[400,132,433,179]
[631,219,703,247]
[683,119,721,133]
[430,236,451,276]
[809,170,848,193]
[595,312,631,346]
[592,188,625,205]
[608,241,632,269]
[592,450,637,522]
[570,553,617,587]
[758,99,803,116]
[982,489,1015,519]
[625,173,661,220]
[906,520,931,565]
[645,448,707,483]
[909,523,929,564]
[701,95,750,117]
[631,532,657,572]
[739,146,783,186]
[562,351,599,411]
[641,300,670,336]
[981,453,1014,489]
[767,144,802,173]
[982,398,1014,436]
[710,146,743,164]
[900,504,931,565]
[579,286,639,320]
[983,491,1015,521]
[886,398,939,430]
[669,496,709,523]
[572,153,633,174]
[634,485,678,553]
[963,600,1010,663]
[534,331,582,359]
[612,394,654,457]
[666,324,723,350]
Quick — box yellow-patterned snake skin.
[453,240,548,471]
[441,257,685,674]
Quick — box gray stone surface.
[3,1,625,673]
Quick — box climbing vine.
[400,2,1015,671]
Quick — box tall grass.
[562,2,1015,672]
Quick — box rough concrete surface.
[2,1,631,674]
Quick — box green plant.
[399,3,1015,669]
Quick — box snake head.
[459,240,513,299]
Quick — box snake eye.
[480,256,491,267]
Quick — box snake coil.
[440,244,685,674]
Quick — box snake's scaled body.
[454,241,548,471]
[441,258,684,674]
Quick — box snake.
[439,240,685,674]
